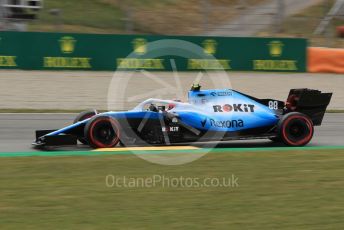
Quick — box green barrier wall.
[0,31,307,72]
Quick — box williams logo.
[269,41,283,57]
[202,39,217,55]
[213,104,255,113]
[59,36,76,54]
[210,119,244,128]
[132,38,147,55]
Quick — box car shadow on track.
[191,140,287,149]
[34,140,305,152]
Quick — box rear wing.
[286,89,332,126]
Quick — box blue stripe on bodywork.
[45,111,162,137]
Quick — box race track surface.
[0,113,343,152]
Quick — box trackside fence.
[0,31,307,72]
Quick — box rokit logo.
[210,119,244,128]
[213,104,255,113]
[162,126,179,132]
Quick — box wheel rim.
[89,118,120,148]
[282,116,313,146]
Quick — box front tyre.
[84,116,121,149]
[277,112,314,146]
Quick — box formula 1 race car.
[33,85,332,149]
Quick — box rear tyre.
[74,110,97,144]
[84,116,120,149]
[277,112,314,146]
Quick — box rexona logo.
[213,104,255,113]
[201,118,207,127]
[210,119,244,128]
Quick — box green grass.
[327,109,344,113]
[28,0,266,35]
[258,0,344,47]
[29,0,124,33]
[28,0,181,33]
[1,149,344,229]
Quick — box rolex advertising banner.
[0,31,307,72]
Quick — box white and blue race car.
[33,85,332,149]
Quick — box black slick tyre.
[84,116,120,149]
[277,112,314,146]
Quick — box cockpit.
[132,99,181,112]
[143,102,176,112]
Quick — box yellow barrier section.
[308,47,344,73]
